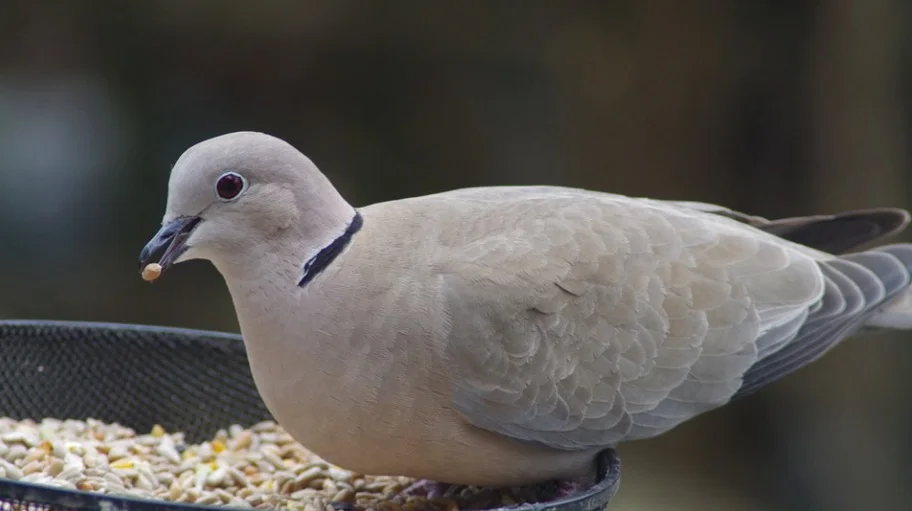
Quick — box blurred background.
[1,1,910,509]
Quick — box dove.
[139,131,912,501]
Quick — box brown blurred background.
[1,1,911,509]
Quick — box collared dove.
[139,131,912,501]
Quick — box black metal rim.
[0,318,244,343]
[0,319,622,511]
[506,449,621,511]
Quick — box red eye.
[216,172,246,200]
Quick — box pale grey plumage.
[141,131,912,488]
[432,190,822,449]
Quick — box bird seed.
[141,263,162,282]
[0,418,556,511]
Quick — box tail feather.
[677,203,911,255]
[733,245,912,399]
[761,209,911,254]
[864,244,912,329]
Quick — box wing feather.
[667,200,909,255]
[438,193,824,449]
[429,189,912,450]
[733,249,911,399]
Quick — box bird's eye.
[216,172,246,201]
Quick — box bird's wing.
[431,186,910,254]
[666,200,910,255]
[435,193,910,450]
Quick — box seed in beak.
[141,263,163,282]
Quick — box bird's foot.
[399,479,458,500]
[552,479,586,499]
[394,478,589,510]
[458,479,589,510]
[516,478,587,504]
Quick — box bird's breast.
[230,278,461,476]
[221,255,600,485]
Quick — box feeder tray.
[0,320,621,511]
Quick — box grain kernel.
[0,417,545,510]
[142,263,162,282]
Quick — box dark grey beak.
[138,216,202,273]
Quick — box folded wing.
[438,193,911,450]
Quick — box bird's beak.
[138,216,202,273]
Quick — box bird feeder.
[0,320,622,511]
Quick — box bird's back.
[356,185,911,449]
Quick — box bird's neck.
[297,211,363,287]
[212,206,365,340]
[213,195,360,284]
[210,209,376,446]
[211,200,362,338]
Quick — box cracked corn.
[0,418,541,511]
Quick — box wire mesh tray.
[0,320,621,511]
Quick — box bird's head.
[138,131,353,279]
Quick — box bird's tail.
[864,244,912,329]
[738,207,912,331]
[732,242,912,399]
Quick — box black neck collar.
[298,211,363,287]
